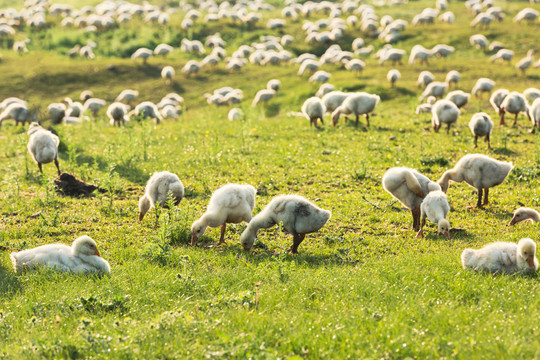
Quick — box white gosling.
[129,101,162,124]
[252,89,276,106]
[489,89,509,114]
[48,103,67,124]
[131,47,153,64]
[417,71,435,88]
[10,235,110,274]
[510,207,540,225]
[438,154,513,208]
[523,88,540,103]
[445,90,470,109]
[302,97,326,128]
[107,102,130,126]
[529,98,540,133]
[83,98,106,117]
[190,183,256,246]
[0,102,31,127]
[387,69,401,88]
[115,89,139,104]
[431,99,460,133]
[469,112,493,148]
[420,81,448,102]
[139,171,184,227]
[267,79,281,92]
[416,96,436,114]
[471,78,495,98]
[240,195,331,254]
[161,66,175,83]
[382,167,441,231]
[228,108,243,121]
[516,50,534,75]
[331,92,380,127]
[445,70,461,87]
[499,91,529,126]
[416,190,450,239]
[461,238,538,274]
[27,122,60,174]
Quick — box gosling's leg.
[54,159,61,175]
[476,188,483,208]
[218,223,227,244]
[483,188,489,206]
[289,234,305,254]
[415,217,426,238]
[412,208,421,231]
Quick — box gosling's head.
[240,229,255,251]
[190,218,208,245]
[138,195,151,221]
[509,207,536,226]
[73,235,101,257]
[438,219,450,239]
[517,238,537,270]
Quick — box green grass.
[1,1,540,358]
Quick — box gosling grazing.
[431,100,460,133]
[529,98,540,133]
[382,167,441,231]
[471,78,495,98]
[190,184,256,246]
[417,190,450,239]
[489,89,509,114]
[107,102,130,126]
[468,112,493,148]
[139,171,184,227]
[387,69,401,87]
[438,154,513,208]
[461,238,538,274]
[301,97,326,128]
[510,207,540,225]
[499,91,529,126]
[27,122,61,174]
[240,195,331,254]
[445,90,470,109]
[331,92,380,127]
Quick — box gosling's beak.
[509,216,517,226]
[527,255,535,269]
[444,230,450,239]
[138,212,144,221]
[191,234,197,246]
[94,248,101,257]
[243,246,250,252]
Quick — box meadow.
[1,0,540,358]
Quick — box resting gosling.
[461,238,538,274]
[416,190,450,239]
[10,235,110,274]
[139,171,184,227]
[438,154,513,208]
[382,167,441,231]
[510,207,540,225]
[27,122,61,174]
[240,195,331,254]
[191,183,256,246]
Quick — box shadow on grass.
[112,161,148,185]
[492,147,518,156]
[188,240,360,268]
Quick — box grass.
[1,0,540,358]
